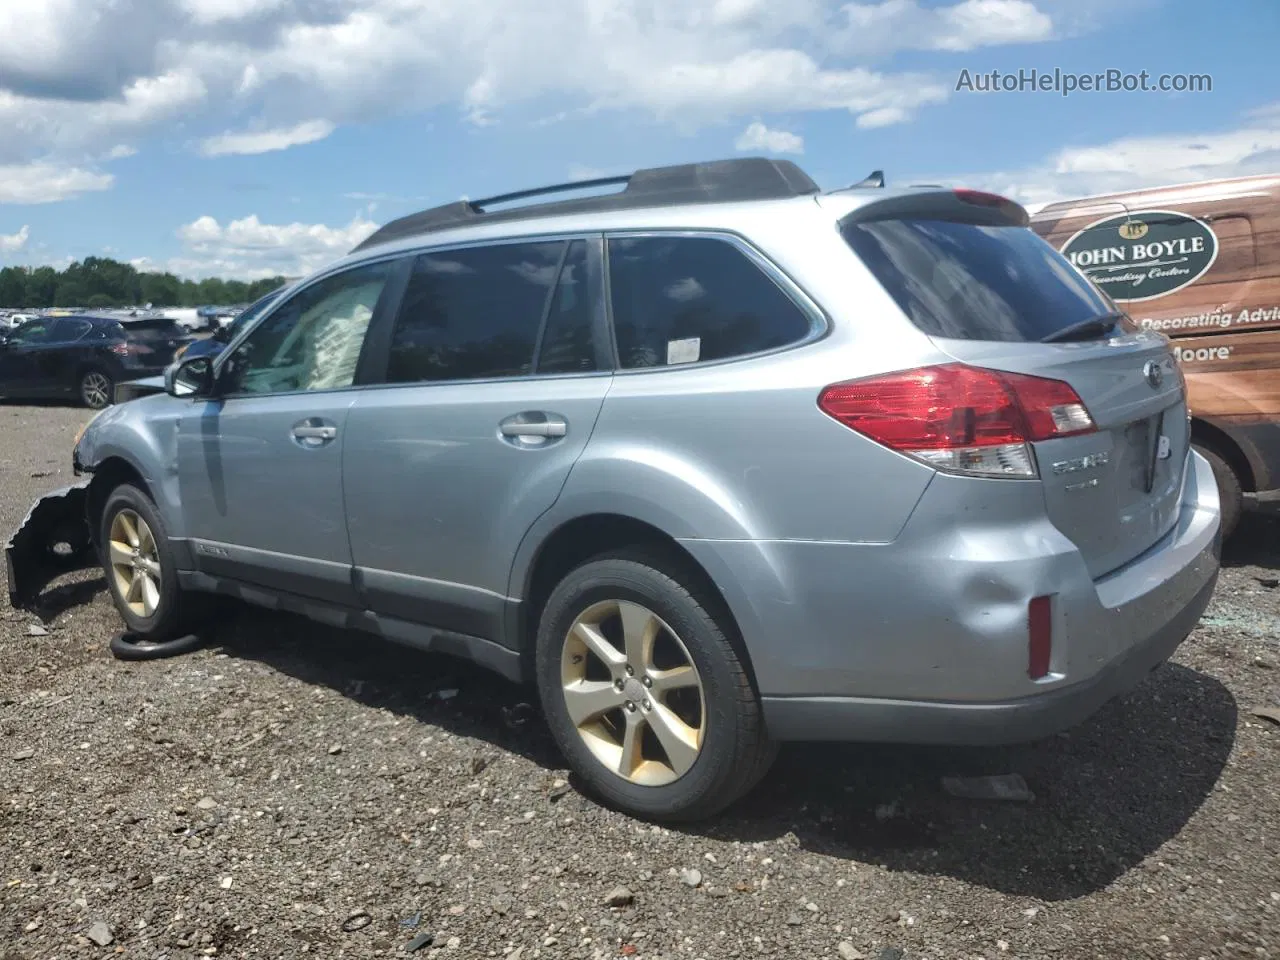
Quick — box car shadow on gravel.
[210,609,1235,904]
[707,662,1237,902]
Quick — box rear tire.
[535,550,773,822]
[79,368,114,409]
[1194,443,1242,540]
[99,484,201,643]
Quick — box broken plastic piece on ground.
[941,773,1034,802]
[340,911,372,933]
[406,931,434,952]
[1252,707,1280,726]
[6,481,95,610]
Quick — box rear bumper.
[761,573,1215,744]
[681,449,1222,745]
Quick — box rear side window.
[124,319,185,340]
[52,318,92,341]
[388,241,564,383]
[607,236,813,369]
[841,219,1115,342]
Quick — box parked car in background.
[1031,174,1280,537]
[18,158,1221,821]
[176,284,290,364]
[0,314,192,408]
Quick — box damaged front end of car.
[5,480,96,610]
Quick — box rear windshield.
[122,318,185,340]
[841,219,1116,342]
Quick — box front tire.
[79,368,114,409]
[99,484,197,642]
[535,550,774,821]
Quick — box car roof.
[333,158,1018,277]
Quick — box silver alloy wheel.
[560,599,706,786]
[108,509,162,618]
[81,372,111,409]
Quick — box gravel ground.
[2,402,1279,960]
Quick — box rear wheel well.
[520,514,757,691]
[1191,418,1254,492]
[86,459,152,545]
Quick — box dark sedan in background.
[0,315,193,409]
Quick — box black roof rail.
[351,157,820,253]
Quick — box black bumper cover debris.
[6,481,95,610]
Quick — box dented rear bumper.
[5,480,95,610]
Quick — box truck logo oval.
[1060,209,1218,302]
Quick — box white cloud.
[735,121,804,154]
[170,212,378,279]
[567,164,609,181]
[199,119,335,157]
[833,0,1053,55]
[0,68,205,166]
[0,224,30,253]
[106,145,138,160]
[950,101,1280,204]
[0,0,1071,173]
[0,163,114,204]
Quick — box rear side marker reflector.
[1028,595,1052,680]
[818,363,1096,479]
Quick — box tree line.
[0,257,290,309]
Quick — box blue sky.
[0,0,1277,281]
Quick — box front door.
[344,237,611,641]
[176,259,398,606]
[0,319,56,397]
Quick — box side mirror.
[165,355,214,398]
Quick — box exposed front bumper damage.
[6,480,96,610]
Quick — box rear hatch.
[840,192,1188,578]
[121,318,193,366]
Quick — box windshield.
[842,218,1121,342]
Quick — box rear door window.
[606,235,814,369]
[841,219,1117,342]
[387,241,564,383]
[52,318,92,341]
[122,319,186,340]
[535,239,597,374]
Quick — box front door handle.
[291,419,338,447]
[500,420,567,438]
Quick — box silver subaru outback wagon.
[20,158,1221,821]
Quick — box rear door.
[41,317,94,393]
[842,203,1187,578]
[343,236,612,641]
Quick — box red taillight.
[110,342,147,357]
[817,363,1095,478]
[1028,595,1052,679]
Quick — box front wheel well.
[1190,418,1254,492]
[519,514,758,692]
[86,458,153,545]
